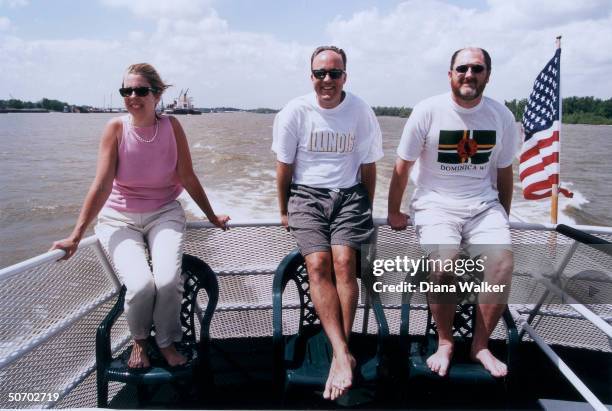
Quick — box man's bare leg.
[305,251,355,401]
[331,245,358,339]
[471,249,513,377]
[329,245,359,397]
[129,339,151,369]
[426,250,459,377]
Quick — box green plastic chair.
[272,249,389,402]
[400,268,519,389]
[96,254,219,407]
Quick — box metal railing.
[513,223,612,410]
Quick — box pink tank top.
[106,115,183,212]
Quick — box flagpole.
[551,35,562,224]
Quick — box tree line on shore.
[0,99,280,114]
[0,98,75,112]
[3,97,611,125]
[373,97,612,125]
[371,106,413,117]
[504,96,612,125]
[372,98,612,125]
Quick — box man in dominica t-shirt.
[272,46,383,401]
[388,47,520,378]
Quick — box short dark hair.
[311,46,347,70]
[450,47,491,72]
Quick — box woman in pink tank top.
[51,63,229,369]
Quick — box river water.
[1,112,610,267]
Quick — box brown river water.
[1,113,610,267]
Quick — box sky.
[1,0,611,109]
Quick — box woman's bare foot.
[471,347,507,377]
[426,341,453,377]
[323,352,356,401]
[159,343,187,367]
[128,339,150,369]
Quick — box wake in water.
[179,189,278,221]
[180,180,591,226]
[511,181,589,224]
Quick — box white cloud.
[2,1,611,108]
[325,0,612,106]
[142,12,312,108]
[0,0,28,8]
[0,9,312,108]
[127,30,145,42]
[0,16,10,30]
[0,35,127,104]
[100,0,212,20]
[484,0,612,29]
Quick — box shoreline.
[0,108,49,113]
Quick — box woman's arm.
[51,118,120,259]
[170,116,229,230]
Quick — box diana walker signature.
[372,280,507,294]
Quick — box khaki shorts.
[411,199,512,257]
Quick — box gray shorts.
[287,183,375,256]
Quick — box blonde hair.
[124,63,171,95]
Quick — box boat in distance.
[163,88,202,115]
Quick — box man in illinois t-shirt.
[272,45,383,401]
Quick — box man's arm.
[387,158,415,230]
[276,161,293,229]
[497,165,513,215]
[360,162,376,207]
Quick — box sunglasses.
[312,69,345,80]
[454,64,485,74]
[119,87,159,97]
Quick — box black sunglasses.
[119,86,159,97]
[454,64,485,74]
[312,69,345,80]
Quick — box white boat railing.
[4,219,612,280]
[0,220,610,408]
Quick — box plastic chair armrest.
[502,308,519,371]
[96,286,126,367]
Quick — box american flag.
[519,48,572,200]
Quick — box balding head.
[450,47,491,72]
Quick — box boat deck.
[103,336,611,409]
[1,221,611,409]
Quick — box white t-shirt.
[272,91,384,189]
[397,92,520,204]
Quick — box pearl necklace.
[129,115,159,143]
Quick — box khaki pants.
[95,200,186,348]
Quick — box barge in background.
[164,89,202,115]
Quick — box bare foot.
[128,339,150,369]
[323,352,356,401]
[323,357,336,400]
[471,347,507,377]
[159,343,187,367]
[426,342,453,377]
